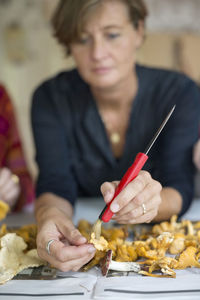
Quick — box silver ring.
[142,203,147,215]
[46,239,55,255]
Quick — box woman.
[0,84,35,211]
[32,0,200,271]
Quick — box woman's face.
[70,0,143,90]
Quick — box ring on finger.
[11,174,19,184]
[46,239,56,255]
[142,203,147,215]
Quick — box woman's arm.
[32,82,96,271]
[154,187,182,222]
[35,192,74,221]
[31,83,77,207]
[100,77,200,223]
[193,139,200,170]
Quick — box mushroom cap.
[100,250,112,276]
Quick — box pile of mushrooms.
[78,215,200,277]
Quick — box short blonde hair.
[52,0,148,54]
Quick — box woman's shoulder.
[136,64,197,89]
[32,69,90,114]
[33,68,86,96]
[136,64,200,114]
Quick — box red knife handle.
[100,152,148,222]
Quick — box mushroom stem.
[109,260,141,272]
[101,250,141,276]
[92,219,102,240]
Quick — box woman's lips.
[92,67,112,74]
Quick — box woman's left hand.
[101,170,162,224]
[0,167,21,209]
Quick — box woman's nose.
[91,38,107,61]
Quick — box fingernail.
[110,203,119,213]
[88,246,96,253]
[79,236,87,243]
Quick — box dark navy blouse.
[31,65,200,216]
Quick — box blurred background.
[0,0,200,178]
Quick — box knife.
[93,105,176,239]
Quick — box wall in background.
[0,0,71,176]
[0,0,200,178]
[146,0,200,32]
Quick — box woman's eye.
[107,33,120,39]
[78,37,90,44]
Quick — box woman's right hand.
[36,207,96,272]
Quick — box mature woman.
[0,84,35,211]
[32,0,200,271]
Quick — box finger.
[2,187,19,207]
[114,195,161,222]
[117,208,158,224]
[0,168,11,188]
[100,181,118,204]
[58,218,88,246]
[0,179,19,199]
[38,239,95,263]
[109,171,151,213]
[59,252,95,272]
[46,250,95,272]
[0,179,14,195]
[115,180,162,217]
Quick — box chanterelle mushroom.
[90,232,108,251]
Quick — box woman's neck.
[91,70,138,111]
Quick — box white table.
[0,198,200,300]
[2,197,200,227]
[74,197,200,223]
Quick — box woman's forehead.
[82,0,130,31]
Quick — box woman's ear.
[135,20,145,49]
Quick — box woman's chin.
[88,76,120,90]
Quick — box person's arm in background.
[193,137,200,171]
[0,84,35,211]
[193,134,200,198]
